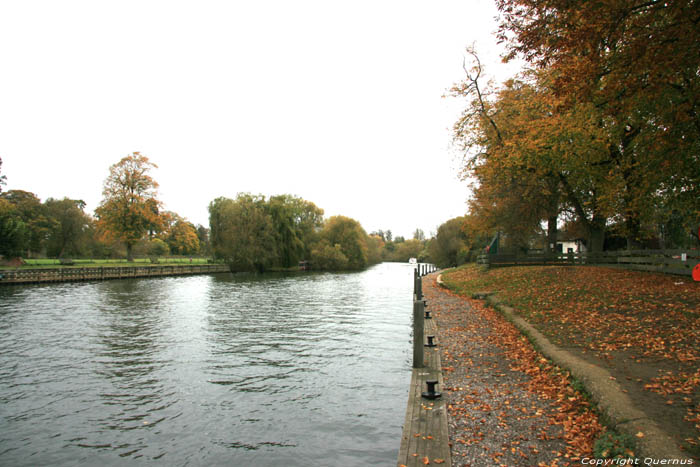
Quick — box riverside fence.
[477,249,700,279]
[0,264,229,285]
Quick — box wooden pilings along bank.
[398,263,452,467]
[0,264,230,285]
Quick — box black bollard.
[424,309,432,319]
[422,380,442,399]
[425,335,437,347]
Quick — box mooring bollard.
[425,335,436,347]
[422,380,442,399]
[424,309,432,319]
[413,299,425,368]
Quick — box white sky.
[0,0,520,239]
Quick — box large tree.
[317,215,369,270]
[195,224,210,255]
[451,53,561,251]
[167,219,200,255]
[496,0,700,246]
[208,194,277,272]
[452,47,668,252]
[44,197,93,258]
[0,190,52,256]
[0,198,28,258]
[268,194,324,267]
[94,153,162,261]
[428,216,470,268]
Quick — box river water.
[0,262,415,466]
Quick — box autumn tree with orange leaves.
[454,1,700,251]
[451,63,566,252]
[95,153,163,261]
[495,0,700,248]
[164,215,200,255]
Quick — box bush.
[310,241,348,270]
[148,238,170,257]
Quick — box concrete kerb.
[479,293,692,461]
[436,270,691,460]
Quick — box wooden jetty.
[0,264,229,285]
[397,266,451,466]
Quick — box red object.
[693,264,700,282]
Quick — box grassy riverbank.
[5,258,213,269]
[441,264,700,458]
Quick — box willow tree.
[268,194,324,268]
[208,194,277,272]
[95,153,162,261]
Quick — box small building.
[557,239,587,254]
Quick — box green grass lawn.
[18,258,213,268]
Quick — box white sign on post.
[681,253,687,261]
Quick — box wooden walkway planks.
[397,300,451,467]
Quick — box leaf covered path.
[423,274,602,466]
[442,265,700,459]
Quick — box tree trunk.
[126,243,134,262]
[545,189,559,254]
[547,216,558,254]
[589,215,606,253]
[625,215,641,250]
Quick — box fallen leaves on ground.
[426,276,604,465]
[444,265,699,363]
[441,265,700,457]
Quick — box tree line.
[1,154,446,271]
[207,198,440,271]
[452,1,699,253]
[0,154,207,261]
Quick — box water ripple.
[0,263,414,466]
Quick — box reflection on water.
[0,263,414,466]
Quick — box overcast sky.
[0,0,520,239]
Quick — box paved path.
[423,273,598,466]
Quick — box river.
[0,262,415,466]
